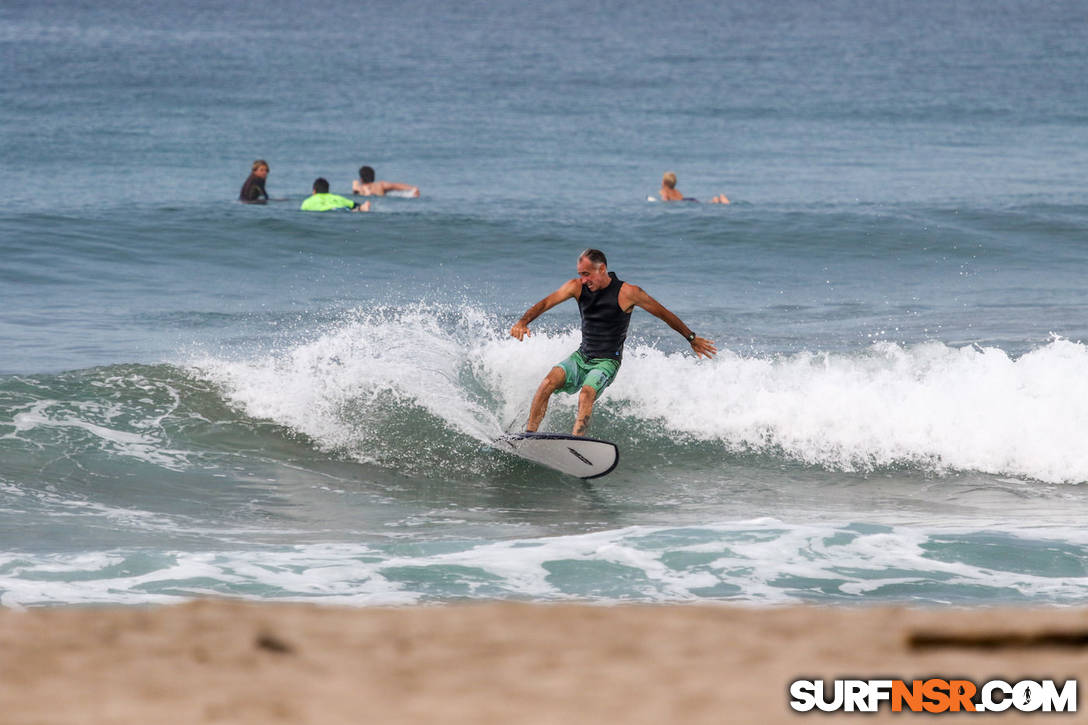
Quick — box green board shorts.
[556,350,621,395]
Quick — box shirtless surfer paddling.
[510,249,717,436]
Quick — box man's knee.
[541,366,566,393]
[579,385,598,403]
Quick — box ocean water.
[3,0,1088,607]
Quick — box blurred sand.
[1,600,1084,723]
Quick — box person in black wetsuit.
[510,248,717,436]
[239,159,270,203]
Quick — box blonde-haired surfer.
[239,159,270,204]
[659,171,729,204]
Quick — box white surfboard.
[494,432,619,479]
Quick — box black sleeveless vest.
[577,272,631,360]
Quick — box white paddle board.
[494,432,619,479]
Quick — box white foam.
[636,338,1088,483]
[191,306,1088,483]
[191,305,505,461]
[5,520,1088,607]
[5,395,195,471]
[479,334,1088,483]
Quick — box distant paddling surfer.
[510,249,717,436]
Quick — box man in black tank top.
[510,249,717,437]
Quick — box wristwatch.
[686,331,696,343]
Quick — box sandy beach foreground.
[1,600,1084,723]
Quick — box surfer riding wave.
[510,248,717,436]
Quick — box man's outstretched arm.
[381,181,420,197]
[625,285,718,359]
[510,280,580,340]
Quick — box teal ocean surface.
[2,0,1088,606]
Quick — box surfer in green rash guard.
[510,248,717,437]
[300,178,371,212]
